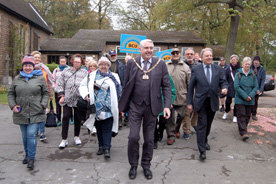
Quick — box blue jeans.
[95,117,113,149]
[20,122,39,160]
[39,122,45,134]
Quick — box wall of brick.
[0,9,51,81]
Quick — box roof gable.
[0,0,52,33]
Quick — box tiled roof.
[0,0,52,33]
[40,38,105,52]
[72,29,206,44]
[207,45,225,58]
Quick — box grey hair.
[86,56,93,62]
[242,57,252,65]
[230,54,239,61]
[185,48,195,54]
[200,48,213,58]
[139,39,154,49]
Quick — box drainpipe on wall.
[29,25,32,53]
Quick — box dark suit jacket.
[187,64,228,112]
[119,56,171,116]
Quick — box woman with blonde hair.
[31,51,53,141]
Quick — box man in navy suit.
[119,39,171,179]
[187,48,228,161]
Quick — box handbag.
[45,101,57,127]
[77,74,96,114]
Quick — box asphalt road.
[0,104,276,183]
[259,89,276,108]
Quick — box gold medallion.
[143,73,149,80]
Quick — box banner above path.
[120,34,147,54]
[156,49,172,62]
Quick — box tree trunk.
[224,6,242,63]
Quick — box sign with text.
[120,34,146,54]
[156,49,172,62]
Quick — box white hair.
[242,57,252,65]
[139,39,154,49]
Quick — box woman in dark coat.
[8,55,49,170]
[222,54,240,122]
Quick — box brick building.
[0,0,52,82]
[40,29,211,64]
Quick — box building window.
[153,47,160,56]
[47,55,60,64]
[116,46,126,62]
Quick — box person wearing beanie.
[250,55,266,121]
[79,56,121,159]
[8,54,49,170]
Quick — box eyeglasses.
[110,55,116,57]
[171,52,180,55]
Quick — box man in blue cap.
[109,49,126,84]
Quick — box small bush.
[46,63,59,73]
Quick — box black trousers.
[54,93,62,121]
[61,105,81,139]
[236,104,252,136]
[197,97,216,153]
[251,94,259,116]
[225,96,236,116]
[128,101,157,170]
[154,115,167,142]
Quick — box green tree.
[29,0,112,38]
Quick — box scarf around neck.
[99,70,122,100]
[59,65,67,71]
[20,69,43,81]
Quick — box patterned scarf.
[35,63,54,84]
[20,69,43,81]
[99,70,122,100]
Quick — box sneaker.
[167,137,175,145]
[233,116,237,123]
[183,133,190,140]
[74,136,82,145]
[70,118,74,124]
[252,115,258,121]
[39,134,47,141]
[220,106,225,112]
[57,121,61,126]
[59,139,68,148]
[222,112,228,120]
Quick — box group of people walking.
[7,39,264,181]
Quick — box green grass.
[0,93,8,105]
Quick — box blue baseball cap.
[109,49,116,56]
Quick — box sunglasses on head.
[171,52,179,55]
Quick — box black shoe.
[22,155,28,164]
[154,141,158,149]
[97,148,104,155]
[104,149,110,158]
[143,168,153,180]
[220,106,225,112]
[193,126,198,133]
[199,152,206,161]
[129,166,137,180]
[27,159,34,170]
[252,115,258,121]
[206,143,211,151]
